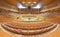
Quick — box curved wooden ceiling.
[3,0,55,6]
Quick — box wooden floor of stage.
[0,25,60,37]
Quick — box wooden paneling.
[3,0,55,6]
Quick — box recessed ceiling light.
[34,2,37,4]
[22,2,25,4]
[28,2,31,4]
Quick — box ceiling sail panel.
[3,0,55,6]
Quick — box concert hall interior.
[0,0,60,37]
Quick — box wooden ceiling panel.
[3,0,55,6]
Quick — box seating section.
[1,22,57,35]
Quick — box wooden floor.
[0,25,60,37]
